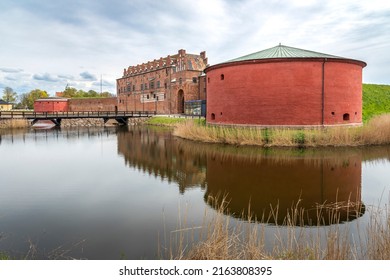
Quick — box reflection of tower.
[205,150,365,225]
[116,126,206,193]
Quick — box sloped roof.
[226,44,362,63]
[0,99,12,105]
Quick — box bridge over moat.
[0,111,156,126]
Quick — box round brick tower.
[205,45,366,127]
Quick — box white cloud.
[0,0,389,95]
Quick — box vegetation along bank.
[153,84,390,148]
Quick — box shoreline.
[3,114,390,148]
[170,114,390,148]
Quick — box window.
[343,113,350,121]
[141,84,144,91]
[211,113,215,120]
[192,77,197,83]
[157,81,160,88]
[331,112,335,115]
[127,84,131,92]
[150,81,154,89]
[179,78,182,85]
[133,85,135,91]
[221,74,224,80]
[208,77,210,83]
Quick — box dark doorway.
[178,90,184,114]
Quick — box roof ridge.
[226,44,345,63]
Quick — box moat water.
[0,126,389,259]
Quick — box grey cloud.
[92,80,114,87]
[80,71,97,81]
[33,73,60,82]
[58,74,74,79]
[5,76,18,81]
[0,67,23,73]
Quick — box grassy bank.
[164,196,390,260]
[173,113,390,147]
[146,116,188,127]
[363,84,390,122]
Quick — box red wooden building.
[34,98,69,112]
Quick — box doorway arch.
[178,89,184,114]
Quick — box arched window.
[211,113,215,120]
[343,113,350,121]
[221,74,224,80]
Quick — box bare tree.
[2,87,17,103]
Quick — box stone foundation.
[60,117,149,127]
[61,118,105,127]
[1,117,150,129]
[127,117,149,126]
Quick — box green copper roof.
[227,44,345,62]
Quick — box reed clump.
[0,119,29,129]
[164,195,390,260]
[173,114,390,147]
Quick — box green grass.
[0,251,10,260]
[146,116,197,127]
[363,84,390,122]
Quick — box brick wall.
[205,59,364,126]
[34,99,69,112]
[117,49,207,114]
[68,98,118,112]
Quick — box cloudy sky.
[1,0,389,97]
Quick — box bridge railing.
[0,111,157,119]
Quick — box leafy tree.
[101,91,114,98]
[19,89,49,109]
[2,87,17,103]
[61,87,113,98]
[62,87,78,98]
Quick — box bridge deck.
[0,111,156,120]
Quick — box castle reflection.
[117,126,207,193]
[117,126,370,225]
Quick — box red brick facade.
[34,98,69,112]
[34,98,118,112]
[205,58,366,127]
[117,49,208,114]
[68,98,117,112]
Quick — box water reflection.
[117,126,367,225]
[0,126,117,143]
[117,127,207,193]
[205,149,365,225]
[1,126,390,259]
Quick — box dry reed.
[0,119,29,129]
[173,114,390,148]
[164,195,390,260]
